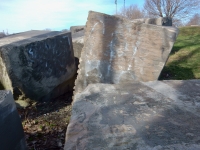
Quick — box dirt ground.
[17,92,73,150]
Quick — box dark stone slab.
[65,80,200,149]
[0,30,76,101]
[0,90,27,150]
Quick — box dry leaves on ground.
[17,94,72,150]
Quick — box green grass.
[159,26,200,80]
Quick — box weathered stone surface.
[74,11,178,94]
[143,80,200,105]
[0,90,27,150]
[65,80,200,150]
[72,40,84,59]
[131,17,172,26]
[145,17,172,26]
[72,30,85,59]
[0,30,76,101]
[70,26,85,34]
[115,15,172,26]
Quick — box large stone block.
[65,80,200,149]
[0,90,27,150]
[74,11,178,94]
[0,30,76,101]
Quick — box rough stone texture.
[72,32,84,59]
[72,41,84,59]
[0,90,27,150]
[0,30,76,101]
[131,17,172,26]
[70,26,85,34]
[65,80,200,150]
[115,15,172,26]
[74,11,178,94]
[145,17,172,26]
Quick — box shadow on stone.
[65,80,200,149]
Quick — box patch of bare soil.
[17,93,73,150]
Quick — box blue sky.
[0,0,144,34]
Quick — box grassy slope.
[159,26,200,80]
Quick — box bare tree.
[118,4,145,20]
[187,13,200,26]
[144,0,199,19]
